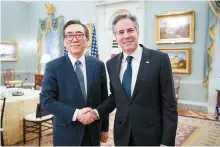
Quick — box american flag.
[91,24,99,59]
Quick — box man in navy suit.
[86,14,178,146]
[40,20,109,146]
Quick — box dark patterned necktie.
[75,60,87,102]
[122,56,133,99]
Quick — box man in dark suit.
[40,20,109,146]
[86,14,178,146]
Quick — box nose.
[71,36,78,42]
[123,31,130,38]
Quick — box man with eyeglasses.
[40,20,109,146]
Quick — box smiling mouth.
[71,45,80,47]
[123,41,133,44]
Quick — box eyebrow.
[117,28,134,32]
[66,31,84,34]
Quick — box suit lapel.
[113,53,123,85]
[85,56,94,99]
[131,47,152,103]
[113,53,130,101]
[65,55,84,102]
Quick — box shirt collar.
[122,46,142,63]
[68,53,86,66]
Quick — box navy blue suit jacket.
[40,55,109,146]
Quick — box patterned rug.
[178,116,220,146]
[101,113,220,146]
[14,112,220,146]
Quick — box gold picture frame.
[155,11,195,44]
[158,48,191,74]
[86,23,93,47]
[0,41,18,61]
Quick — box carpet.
[14,113,220,146]
[101,113,220,146]
[178,116,220,146]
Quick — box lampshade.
[40,54,51,63]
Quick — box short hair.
[62,20,89,41]
[112,14,139,34]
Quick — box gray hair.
[112,14,139,34]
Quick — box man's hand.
[76,108,98,125]
[76,107,92,124]
[100,132,108,143]
[83,109,98,124]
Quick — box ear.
[114,35,120,43]
[63,39,67,48]
[137,31,140,38]
[85,40,88,47]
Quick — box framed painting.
[155,11,195,44]
[0,41,18,61]
[86,23,93,47]
[158,48,191,74]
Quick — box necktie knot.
[126,56,133,64]
[75,60,81,65]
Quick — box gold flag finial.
[45,3,55,15]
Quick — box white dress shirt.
[120,47,142,96]
[68,53,87,121]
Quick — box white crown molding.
[18,0,33,3]
[96,0,134,6]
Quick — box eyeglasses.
[65,34,85,41]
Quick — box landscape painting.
[158,48,191,74]
[155,11,195,44]
[0,42,18,61]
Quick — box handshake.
[76,107,98,125]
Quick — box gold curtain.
[203,1,219,87]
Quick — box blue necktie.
[75,60,87,102]
[122,56,133,99]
